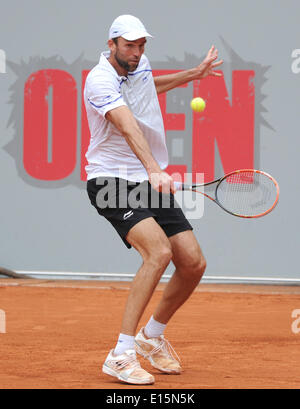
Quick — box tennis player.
[85,15,223,385]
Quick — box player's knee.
[146,246,173,270]
[156,246,173,267]
[197,257,207,278]
[188,256,206,282]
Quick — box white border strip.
[5,271,300,285]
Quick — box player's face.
[111,37,146,73]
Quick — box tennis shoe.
[135,327,182,374]
[102,349,155,385]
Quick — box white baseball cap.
[109,15,153,41]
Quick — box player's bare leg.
[153,230,206,324]
[102,218,172,384]
[134,230,205,374]
[120,217,173,336]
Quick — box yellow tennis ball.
[190,97,206,112]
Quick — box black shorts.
[87,177,193,249]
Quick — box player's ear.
[108,38,118,52]
[108,39,115,52]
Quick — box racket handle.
[174,181,191,191]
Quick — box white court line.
[10,271,300,285]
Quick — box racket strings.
[216,171,278,217]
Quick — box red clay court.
[0,279,299,389]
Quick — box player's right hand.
[149,171,176,194]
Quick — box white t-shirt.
[84,51,169,182]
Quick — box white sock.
[144,315,166,338]
[113,333,135,356]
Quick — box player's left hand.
[195,45,223,79]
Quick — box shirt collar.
[99,51,128,82]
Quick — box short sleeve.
[85,75,127,118]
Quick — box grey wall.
[0,0,299,279]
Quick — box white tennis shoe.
[102,349,155,385]
[135,327,182,374]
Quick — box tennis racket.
[175,169,279,218]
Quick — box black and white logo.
[123,210,134,220]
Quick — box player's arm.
[154,45,223,95]
[106,106,175,193]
